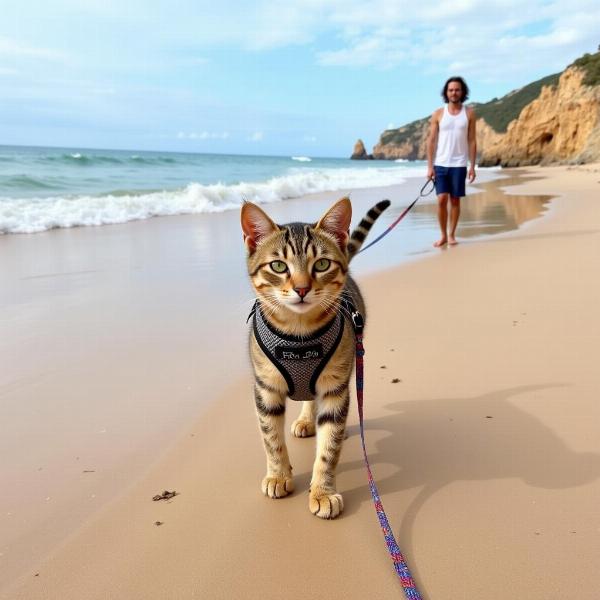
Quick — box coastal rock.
[350,139,373,160]
[372,118,429,160]
[475,119,503,157]
[479,67,600,167]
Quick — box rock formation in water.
[350,139,373,160]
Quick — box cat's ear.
[316,197,352,249]
[241,201,279,252]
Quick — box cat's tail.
[347,199,391,260]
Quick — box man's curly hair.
[441,76,470,103]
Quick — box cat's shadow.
[292,382,600,556]
[296,384,600,504]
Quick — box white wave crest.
[0,166,419,234]
[291,156,311,162]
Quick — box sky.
[1,1,599,157]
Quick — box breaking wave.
[0,166,418,234]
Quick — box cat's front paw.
[309,489,344,519]
[261,475,294,499]
[291,418,315,438]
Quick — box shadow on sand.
[296,383,600,595]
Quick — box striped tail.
[347,199,391,260]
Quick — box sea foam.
[0,165,422,234]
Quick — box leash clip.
[351,310,364,334]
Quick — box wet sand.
[2,166,596,598]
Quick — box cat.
[241,196,390,519]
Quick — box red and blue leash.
[350,181,435,598]
[350,310,422,599]
[358,178,435,254]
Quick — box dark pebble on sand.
[155,521,164,526]
[152,490,178,501]
[391,378,401,383]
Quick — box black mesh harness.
[248,301,350,402]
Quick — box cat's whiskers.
[259,294,279,316]
[233,296,263,315]
[317,293,340,315]
[320,290,353,321]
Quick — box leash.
[358,178,435,254]
[347,178,433,594]
[346,305,422,599]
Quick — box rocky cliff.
[479,66,600,166]
[371,118,429,160]
[362,49,600,166]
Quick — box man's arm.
[426,111,440,180]
[467,108,477,183]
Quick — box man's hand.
[427,166,435,181]
[468,167,476,183]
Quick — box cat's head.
[241,197,351,317]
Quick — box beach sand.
[2,164,600,599]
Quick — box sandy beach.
[2,163,600,599]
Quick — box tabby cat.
[241,196,389,519]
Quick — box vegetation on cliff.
[378,117,429,147]
[571,49,600,86]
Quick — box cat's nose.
[294,286,311,299]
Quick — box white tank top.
[435,105,469,167]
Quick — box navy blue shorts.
[434,165,467,198]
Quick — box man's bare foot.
[433,238,447,247]
[448,237,458,245]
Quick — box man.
[427,76,477,247]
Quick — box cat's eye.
[270,260,288,273]
[314,258,331,272]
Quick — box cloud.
[0,36,68,62]
[311,0,600,78]
[317,33,409,69]
[248,131,264,141]
[4,2,597,83]
[177,131,229,140]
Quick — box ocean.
[0,145,426,234]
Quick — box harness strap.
[352,318,422,599]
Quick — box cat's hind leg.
[291,400,316,438]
